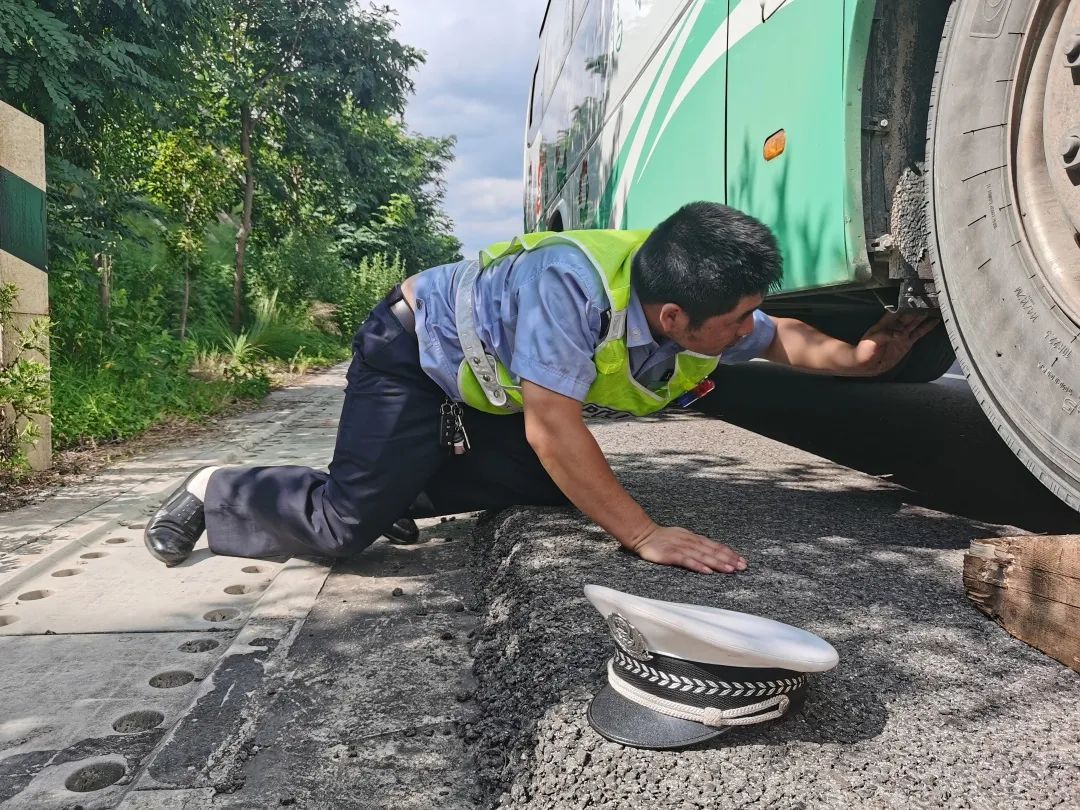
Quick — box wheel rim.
[1013,0,1080,328]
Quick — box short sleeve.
[508,264,603,400]
[719,310,776,364]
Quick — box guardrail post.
[0,101,51,470]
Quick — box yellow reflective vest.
[457,230,719,418]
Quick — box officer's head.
[633,201,782,355]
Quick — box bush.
[51,362,267,449]
[334,252,406,339]
[248,229,347,309]
[49,305,273,449]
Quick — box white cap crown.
[585,584,839,671]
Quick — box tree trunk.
[289,163,303,226]
[234,102,255,330]
[95,251,111,326]
[179,264,191,341]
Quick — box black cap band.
[611,648,808,714]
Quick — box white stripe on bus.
[637,0,799,181]
[610,0,709,226]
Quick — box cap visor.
[587,684,731,750]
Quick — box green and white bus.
[524,0,1080,511]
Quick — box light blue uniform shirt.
[410,245,776,404]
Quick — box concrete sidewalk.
[1,365,1078,809]
[0,368,349,808]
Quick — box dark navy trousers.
[204,290,567,560]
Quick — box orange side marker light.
[764,129,786,161]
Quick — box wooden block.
[964,535,1080,672]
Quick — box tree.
[193,0,423,327]
[0,0,213,322]
[324,105,462,273]
[0,0,203,133]
[141,130,239,338]
[3,0,463,351]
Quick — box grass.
[51,298,350,451]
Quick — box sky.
[386,2,546,260]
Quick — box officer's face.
[667,294,764,356]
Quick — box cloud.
[387,1,543,259]
[450,176,524,219]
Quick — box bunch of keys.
[439,400,471,455]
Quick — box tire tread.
[925,0,1080,511]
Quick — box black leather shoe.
[384,517,421,545]
[144,470,207,566]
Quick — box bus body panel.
[526,0,881,297]
[726,0,850,292]
[841,0,877,289]
[526,0,706,232]
[609,0,731,232]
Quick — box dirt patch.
[0,406,256,514]
[0,362,335,514]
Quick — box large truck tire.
[928,0,1080,510]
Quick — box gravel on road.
[463,412,1080,810]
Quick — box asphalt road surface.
[465,363,1080,809]
[2,360,1078,809]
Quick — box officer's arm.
[762,314,936,376]
[521,380,746,574]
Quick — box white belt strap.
[455,260,513,409]
[607,661,792,728]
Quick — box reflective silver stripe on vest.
[455,260,510,408]
[603,307,627,343]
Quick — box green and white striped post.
[0,101,50,470]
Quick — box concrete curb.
[123,557,332,799]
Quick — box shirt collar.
[626,287,681,354]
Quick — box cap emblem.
[606,613,651,661]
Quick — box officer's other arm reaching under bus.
[522,379,748,575]
[763,311,939,377]
[521,308,936,575]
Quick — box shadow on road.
[696,363,1080,535]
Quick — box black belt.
[390,298,416,333]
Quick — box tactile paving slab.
[0,525,284,635]
[0,631,233,809]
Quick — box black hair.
[632,201,783,327]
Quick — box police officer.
[144,202,934,572]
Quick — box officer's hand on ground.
[629,524,747,574]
